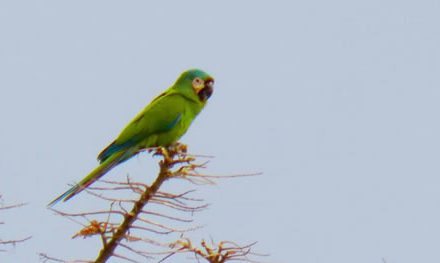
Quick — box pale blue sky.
[1,0,440,262]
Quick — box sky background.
[1,0,440,262]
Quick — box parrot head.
[174,69,214,102]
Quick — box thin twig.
[0,236,32,246]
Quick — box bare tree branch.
[94,145,192,262]
[47,144,265,262]
[163,239,267,263]
[39,253,92,263]
[0,195,31,251]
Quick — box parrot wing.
[97,91,186,163]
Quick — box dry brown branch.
[0,202,27,211]
[0,236,32,247]
[163,239,266,263]
[47,144,264,262]
[47,144,209,262]
[39,253,92,263]
[93,145,200,262]
[0,195,31,251]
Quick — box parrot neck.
[170,89,205,106]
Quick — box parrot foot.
[168,142,188,154]
[151,142,187,157]
[152,143,190,167]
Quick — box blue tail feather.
[98,140,136,163]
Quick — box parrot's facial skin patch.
[192,77,205,93]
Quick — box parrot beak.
[197,79,214,101]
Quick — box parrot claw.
[168,142,187,154]
[152,143,188,162]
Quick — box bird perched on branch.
[49,69,214,206]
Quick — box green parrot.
[49,69,214,206]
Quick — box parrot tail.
[48,150,129,207]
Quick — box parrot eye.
[192,77,204,87]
